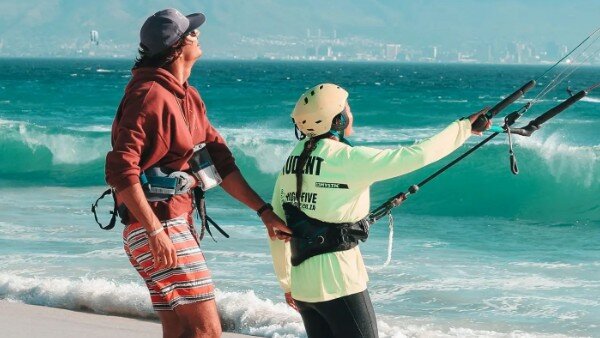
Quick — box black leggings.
[294,290,378,338]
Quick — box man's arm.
[220,170,292,238]
[105,103,175,270]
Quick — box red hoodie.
[105,67,238,223]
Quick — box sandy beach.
[0,301,253,338]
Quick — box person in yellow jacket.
[269,83,491,337]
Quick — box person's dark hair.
[295,134,329,206]
[133,38,187,69]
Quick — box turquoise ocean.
[0,59,599,337]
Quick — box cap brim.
[185,13,205,34]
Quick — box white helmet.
[291,83,349,138]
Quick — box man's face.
[181,29,202,62]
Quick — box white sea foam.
[96,68,114,73]
[0,274,153,318]
[581,96,600,103]
[204,250,271,260]
[0,120,109,164]
[65,125,112,132]
[216,290,304,337]
[510,262,582,269]
[482,295,598,320]
[370,274,596,303]
[353,126,442,143]
[0,118,19,126]
[221,128,295,173]
[0,274,304,336]
[439,99,469,103]
[376,319,570,338]
[0,274,570,337]
[19,125,109,164]
[516,132,600,187]
[221,125,445,145]
[0,248,123,261]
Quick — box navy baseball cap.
[140,8,205,56]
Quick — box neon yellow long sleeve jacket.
[269,119,472,302]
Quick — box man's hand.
[148,230,178,270]
[285,292,298,311]
[220,171,292,240]
[115,183,178,270]
[261,209,292,241]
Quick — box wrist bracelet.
[256,203,273,217]
[148,227,164,237]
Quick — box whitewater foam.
[516,132,599,187]
[0,274,575,337]
[65,125,112,133]
[0,274,304,336]
[0,118,19,126]
[370,274,596,303]
[222,129,294,173]
[0,120,109,165]
[510,262,583,269]
[581,96,600,103]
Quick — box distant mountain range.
[0,0,597,57]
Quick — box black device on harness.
[282,202,370,266]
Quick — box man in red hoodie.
[105,9,291,338]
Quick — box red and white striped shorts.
[123,216,215,311]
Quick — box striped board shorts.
[123,215,215,311]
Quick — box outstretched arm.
[346,108,490,185]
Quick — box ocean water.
[0,59,599,337]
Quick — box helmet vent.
[315,120,322,124]
[307,128,314,131]
[320,85,324,89]
[302,120,306,124]
[311,90,315,96]
[304,97,309,104]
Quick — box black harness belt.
[282,203,370,266]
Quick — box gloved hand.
[168,171,195,194]
[468,107,492,135]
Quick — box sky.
[0,0,598,57]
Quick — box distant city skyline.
[0,0,598,64]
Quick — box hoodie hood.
[127,67,188,98]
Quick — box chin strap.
[294,125,306,140]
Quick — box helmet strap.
[294,125,306,140]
